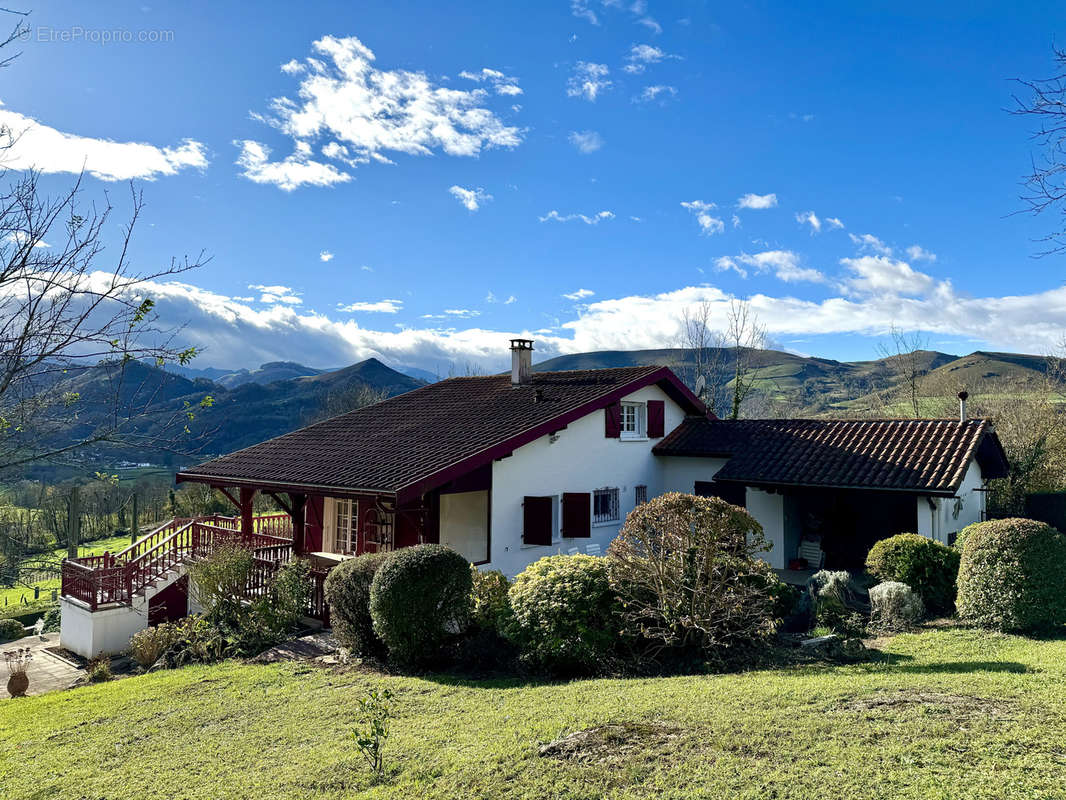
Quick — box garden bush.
[956,518,1066,632]
[86,656,112,683]
[370,545,472,667]
[865,533,960,615]
[607,492,779,660]
[256,557,311,634]
[506,554,622,675]
[470,567,511,632]
[809,570,868,638]
[324,551,392,657]
[0,618,24,641]
[869,581,924,631]
[129,623,182,668]
[40,607,61,633]
[187,542,254,627]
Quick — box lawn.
[3,627,1066,799]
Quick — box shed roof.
[653,417,1009,495]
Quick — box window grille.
[593,488,620,524]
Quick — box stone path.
[1,633,83,698]
[247,630,338,664]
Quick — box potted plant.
[4,647,33,697]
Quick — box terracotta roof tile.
[653,418,1009,494]
[179,366,700,499]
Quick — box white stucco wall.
[439,490,490,564]
[659,456,731,495]
[488,384,691,577]
[917,461,986,544]
[746,488,786,569]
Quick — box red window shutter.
[647,400,665,438]
[523,496,553,546]
[605,403,621,438]
[562,492,591,538]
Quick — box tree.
[877,327,929,418]
[725,299,767,420]
[1011,47,1066,255]
[677,300,728,416]
[307,382,387,424]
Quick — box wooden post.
[130,493,139,544]
[290,493,307,556]
[67,486,80,560]
[239,487,256,542]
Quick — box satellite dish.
[694,375,706,397]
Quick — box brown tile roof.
[178,366,704,503]
[653,418,1009,495]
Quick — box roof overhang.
[714,477,961,497]
[174,472,397,500]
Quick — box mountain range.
[23,347,1056,478]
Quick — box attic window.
[620,402,646,440]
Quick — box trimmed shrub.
[865,533,960,615]
[957,518,1066,632]
[506,554,621,674]
[0,618,25,641]
[370,545,472,666]
[324,551,392,657]
[470,567,511,632]
[869,581,924,631]
[607,493,779,660]
[129,623,182,668]
[954,522,982,553]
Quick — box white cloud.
[458,67,523,96]
[572,0,660,32]
[444,308,480,318]
[567,62,612,101]
[249,284,302,305]
[637,17,662,34]
[486,292,518,304]
[736,192,778,210]
[563,288,595,300]
[337,299,404,313]
[449,185,492,211]
[849,232,892,256]
[96,267,1066,374]
[623,44,676,74]
[796,210,843,234]
[360,265,374,272]
[319,250,334,262]
[0,108,207,181]
[2,231,51,249]
[235,140,351,191]
[715,250,825,284]
[504,295,517,304]
[681,200,724,235]
[568,130,604,153]
[634,84,677,103]
[239,35,522,189]
[539,210,615,225]
[906,244,937,262]
[841,255,936,297]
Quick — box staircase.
[60,513,295,611]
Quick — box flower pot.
[6,672,29,697]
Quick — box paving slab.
[1,633,83,698]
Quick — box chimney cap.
[958,390,969,401]
[510,338,534,350]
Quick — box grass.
[1,532,137,613]
[3,627,1066,799]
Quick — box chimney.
[958,390,969,423]
[510,338,534,386]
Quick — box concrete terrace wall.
[488,384,690,577]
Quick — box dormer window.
[620,401,647,440]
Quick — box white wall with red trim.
[487,383,691,577]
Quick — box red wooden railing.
[60,513,300,612]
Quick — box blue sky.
[4,1,1066,373]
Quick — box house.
[58,339,1009,656]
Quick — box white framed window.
[334,498,358,555]
[635,485,648,506]
[593,487,620,525]
[619,401,646,440]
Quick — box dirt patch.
[841,689,1013,719]
[539,721,683,764]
